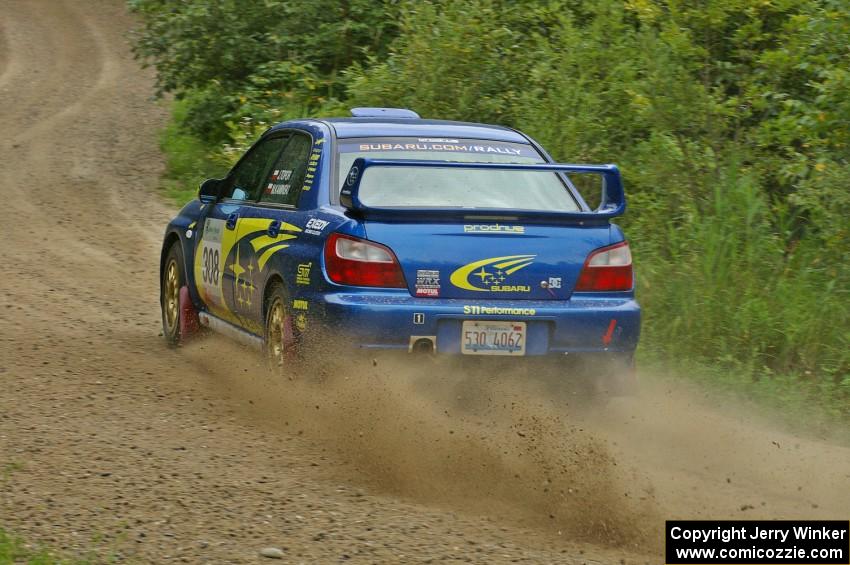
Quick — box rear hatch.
[364,221,610,300]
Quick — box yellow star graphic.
[230,248,246,278]
[473,267,491,282]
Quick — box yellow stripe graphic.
[493,256,536,269]
[505,261,535,275]
[250,233,297,252]
[257,243,290,270]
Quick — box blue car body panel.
[161,114,640,358]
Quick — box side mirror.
[199,178,221,202]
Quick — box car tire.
[264,282,299,376]
[161,243,185,347]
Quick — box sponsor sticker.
[296,262,312,285]
[339,138,542,159]
[540,276,562,297]
[463,224,525,235]
[304,218,329,236]
[463,305,537,316]
[347,166,360,187]
[271,169,293,182]
[415,269,441,297]
[355,142,525,155]
[302,138,323,192]
[265,183,291,196]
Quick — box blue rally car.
[160,108,639,389]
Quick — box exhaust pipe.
[409,336,435,354]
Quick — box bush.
[132,0,849,417]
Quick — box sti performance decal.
[450,255,536,292]
[463,305,537,316]
[415,269,441,297]
[296,262,312,285]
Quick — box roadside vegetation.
[0,528,89,565]
[129,0,849,424]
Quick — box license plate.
[461,321,526,356]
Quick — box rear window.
[337,137,579,212]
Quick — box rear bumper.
[315,291,640,356]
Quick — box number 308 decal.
[202,247,220,284]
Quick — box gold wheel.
[265,287,296,374]
[163,258,180,336]
[267,298,285,368]
[161,243,187,347]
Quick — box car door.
[192,134,288,326]
[231,131,315,333]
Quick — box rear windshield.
[337,137,579,211]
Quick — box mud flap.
[178,285,200,343]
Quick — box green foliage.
[133,0,849,417]
[158,99,229,205]
[345,1,562,124]
[130,0,400,143]
[0,529,90,564]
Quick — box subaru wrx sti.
[160,108,640,390]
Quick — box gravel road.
[1,1,848,563]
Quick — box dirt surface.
[1,1,849,563]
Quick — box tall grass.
[158,99,228,206]
[634,162,850,420]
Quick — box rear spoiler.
[339,158,626,222]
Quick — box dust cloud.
[181,335,663,551]
[180,333,850,555]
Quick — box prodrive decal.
[450,255,535,292]
[463,224,525,235]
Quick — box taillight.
[324,233,407,288]
[575,241,633,292]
